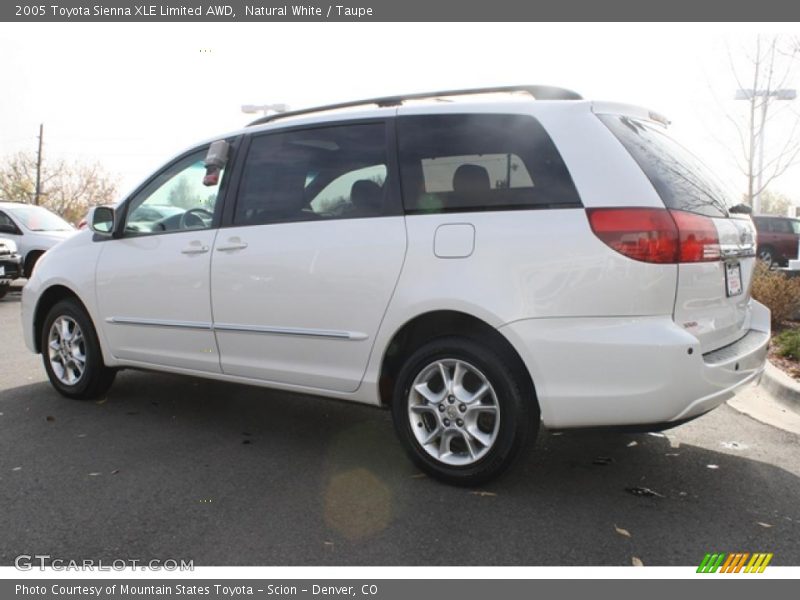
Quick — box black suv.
[0,238,22,299]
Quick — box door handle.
[216,239,248,252]
[181,243,209,255]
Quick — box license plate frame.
[725,261,743,297]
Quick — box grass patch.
[773,328,800,361]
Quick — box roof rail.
[246,85,583,126]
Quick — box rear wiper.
[728,203,752,215]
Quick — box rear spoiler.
[591,101,671,128]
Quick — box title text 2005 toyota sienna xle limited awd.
[21,86,769,485]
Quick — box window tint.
[0,211,17,231]
[125,149,225,235]
[599,115,735,218]
[397,114,581,214]
[773,219,793,234]
[234,123,392,226]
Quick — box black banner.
[3,0,800,22]
[4,579,799,600]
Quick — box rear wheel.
[758,246,776,268]
[41,299,116,399]
[0,284,8,300]
[391,336,536,486]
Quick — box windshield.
[9,205,75,232]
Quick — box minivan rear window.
[599,115,735,218]
[397,114,581,214]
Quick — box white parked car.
[21,86,769,485]
[0,202,76,278]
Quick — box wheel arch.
[24,249,46,278]
[33,284,92,353]
[377,310,537,410]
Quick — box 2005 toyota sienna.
[21,85,770,485]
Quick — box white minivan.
[21,86,769,485]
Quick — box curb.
[762,361,800,415]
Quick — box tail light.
[587,208,720,264]
[670,210,721,262]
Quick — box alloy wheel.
[407,358,501,466]
[47,316,86,385]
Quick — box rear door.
[210,121,406,392]
[772,218,799,261]
[599,114,757,352]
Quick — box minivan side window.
[123,148,224,236]
[772,219,793,234]
[397,114,581,214]
[599,115,735,218]
[234,123,394,226]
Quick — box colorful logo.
[697,553,773,573]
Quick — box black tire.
[41,298,116,400]
[24,251,43,279]
[391,336,538,486]
[758,246,776,268]
[0,284,8,300]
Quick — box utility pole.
[34,123,43,206]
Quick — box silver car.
[0,202,75,278]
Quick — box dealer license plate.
[725,261,742,297]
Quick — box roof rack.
[246,85,582,127]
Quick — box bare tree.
[723,35,800,212]
[0,152,119,224]
[756,189,793,216]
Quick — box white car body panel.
[21,95,771,431]
[210,217,407,392]
[94,230,222,372]
[21,230,112,361]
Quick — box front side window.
[397,113,581,214]
[0,211,19,233]
[124,149,225,235]
[234,123,391,226]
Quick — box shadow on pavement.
[0,368,798,566]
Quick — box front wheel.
[41,298,116,399]
[391,336,537,486]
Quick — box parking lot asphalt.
[1,288,799,566]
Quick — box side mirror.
[729,203,753,215]
[90,206,115,235]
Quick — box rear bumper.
[499,300,770,429]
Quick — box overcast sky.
[1,22,799,206]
